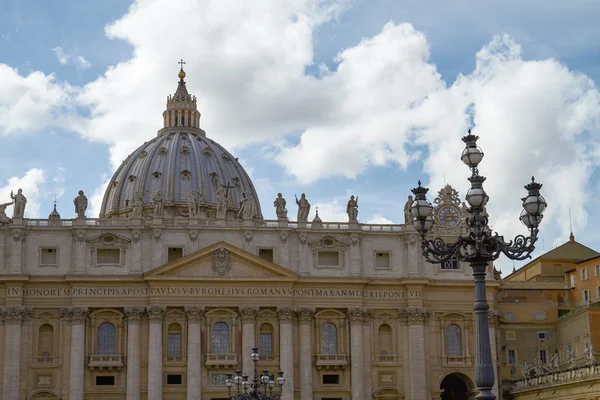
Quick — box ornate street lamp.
[411,130,546,400]
[225,347,286,399]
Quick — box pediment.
[144,241,299,280]
[86,232,131,245]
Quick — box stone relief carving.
[124,308,146,324]
[189,229,198,242]
[308,236,349,254]
[60,307,88,325]
[298,232,308,245]
[295,193,310,222]
[274,193,287,220]
[239,307,258,323]
[434,184,461,206]
[403,234,418,248]
[212,247,231,276]
[1,307,32,324]
[277,307,295,322]
[152,229,162,243]
[72,230,85,243]
[185,306,204,323]
[349,233,361,246]
[131,230,141,243]
[12,229,26,242]
[146,306,166,322]
[346,195,359,223]
[10,188,27,218]
[73,190,88,218]
[348,308,371,324]
[279,231,289,245]
[399,308,428,324]
[296,308,315,324]
[0,201,13,225]
[244,230,253,243]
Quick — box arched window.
[212,322,230,354]
[445,324,462,357]
[167,323,182,357]
[97,322,117,355]
[321,322,338,355]
[259,323,274,356]
[378,324,393,355]
[38,324,54,357]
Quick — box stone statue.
[274,193,287,220]
[73,190,88,218]
[295,193,310,222]
[587,344,596,365]
[0,202,13,225]
[550,353,559,372]
[404,195,413,224]
[152,190,163,217]
[521,361,529,378]
[567,347,576,368]
[131,192,143,217]
[10,189,26,218]
[533,357,543,376]
[510,363,517,379]
[196,182,205,205]
[216,185,228,219]
[238,190,257,220]
[346,195,358,223]
[187,192,197,217]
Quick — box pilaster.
[1,307,29,399]
[401,308,429,400]
[185,306,204,400]
[348,308,366,400]
[147,306,165,400]
[62,307,89,400]
[297,308,314,400]
[239,307,258,376]
[125,308,145,400]
[278,307,295,400]
[10,228,26,273]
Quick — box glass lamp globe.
[461,146,484,167]
[523,193,547,216]
[520,209,541,228]
[233,372,243,385]
[412,215,434,233]
[276,371,286,386]
[250,350,260,362]
[268,378,275,388]
[466,187,488,207]
[261,370,270,384]
[242,380,250,390]
[411,198,433,218]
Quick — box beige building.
[0,68,503,400]
[499,235,600,399]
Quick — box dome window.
[210,173,218,189]
[181,170,191,180]
[221,153,230,161]
[180,146,190,156]
[153,172,162,179]
[202,147,212,156]
[158,147,167,156]
[128,175,136,182]
[112,181,118,187]
[138,151,147,159]
[181,134,188,140]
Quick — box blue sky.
[1,0,599,275]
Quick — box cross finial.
[178,59,186,71]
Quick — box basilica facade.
[0,68,501,400]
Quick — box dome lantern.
[162,59,201,132]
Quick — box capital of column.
[277,307,295,323]
[60,307,88,325]
[125,307,146,325]
[488,309,500,328]
[296,308,315,325]
[185,306,204,323]
[146,306,166,323]
[348,308,367,325]
[239,307,259,323]
[1,307,31,325]
[399,308,428,325]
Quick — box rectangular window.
[259,333,273,355]
[570,274,575,288]
[503,312,516,320]
[583,289,591,305]
[537,332,547,340]
[168,247,183,263]
[596,265,600,276]
[167,333,181,356]
[507,349,517,364]
[96,376,115,386]
[40,248,58,266]
[318,251,339,267]
[167,374,183,385]
[96,249,120,265]
[322,374,340,384]
[258,248,274,263]
[539,349,547,364]
[506,331,516,341]
[375,252,391,269]
[441,255,459,270]
[582,268,589,281]
[596,287,600,298]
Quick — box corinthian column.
[348,308,366,400]
[401,308,428,400]
[297,309,314,400]
[147,306,165,400]
[239,307,258,375]
[278,307,295,400]
[125,308,145,400]
[63,307,88,400]
[2,307,29,399]
[185,307,204,400]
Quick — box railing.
[21,217,406,232]
[505,363,600,393]
[443,355,470,365]
[258,354,279,362]
[88,354,124,370]
[205,353,239,368]
[165,355,186,362]
[31,356,59,365]
[314,354,349,370]
[373,355,400,364]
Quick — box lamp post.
[411,129,546,400]
[225,347,286,400]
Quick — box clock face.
[438,206,460,227]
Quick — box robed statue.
[73,190,88,218]
[0,202,12,225]
[295,193,310,222]
[152,190,163,217]
[404,195,413,224]
[238,190,257,220]
[10,189,26,218]
[274,193,287,219]
[346,195,358,223]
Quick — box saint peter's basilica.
[0,66,501,400]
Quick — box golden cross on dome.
[178,59,186,71]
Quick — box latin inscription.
[6,286,419,299]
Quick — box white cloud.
[52,165,66,199]
[313,199,348,222]
[87,176,110,218]
[0,168,46,218]
[367,214,393,225]
[52,46,91,70]
[75,56,91,71]
[52,46,69,65]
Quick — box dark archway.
[440,373,470,400]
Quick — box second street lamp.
[411,129,546,400]
[225,347,285,399]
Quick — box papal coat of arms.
[212,247,231,276]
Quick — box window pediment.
[308,236,349,252]
[86,232,131,245]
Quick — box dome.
[100,66,262,219]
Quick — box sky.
[1,0,599,275]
